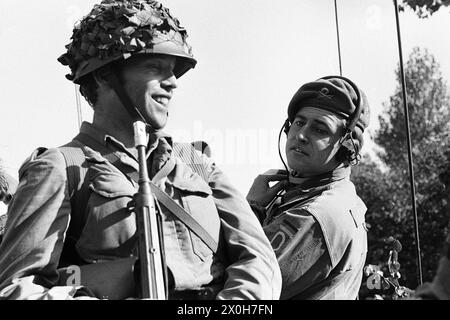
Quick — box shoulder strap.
[59,141,86,200]
[148,183,218,252]
[58,140,91,266]
[173,142,210,183]
[74,133,218,253]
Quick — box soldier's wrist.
[248,200,266,223]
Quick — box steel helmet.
[58,0,197,83]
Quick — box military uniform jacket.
[0,122,281,300]
[260,166,367,299]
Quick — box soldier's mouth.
[291,147,309,156]
[153,96,170,107]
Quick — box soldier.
[0,0,281,300]
[247,76,370,299]
[0,171,17,206]
[0,169,18,243]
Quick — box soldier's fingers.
[258,172,288,182]
[268,180,289,194]
[261,169,288,176]
[266,174,288,182]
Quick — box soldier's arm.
[0,148,93,300]
[198,150,282,300]
[263,209,333,300]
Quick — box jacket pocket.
[168,173,220,262]
[89,171,136,198]
[76,168,137,262]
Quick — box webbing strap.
[58,141,91,265]
[172,142,210,183]
[74,133,218,252]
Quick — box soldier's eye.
[316,128,328,134]
[294,120,305,127]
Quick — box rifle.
[133,121,168,299]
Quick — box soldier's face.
[285,106,346,177]
[120,54,177,130]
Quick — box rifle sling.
[74,133,218,253]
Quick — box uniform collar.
[287,165,350,189]
[79,121,173,161]
[281,165,351,205]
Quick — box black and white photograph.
[0,0,449,310]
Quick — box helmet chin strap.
[100,66,153,131]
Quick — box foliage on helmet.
[58,0,193,81]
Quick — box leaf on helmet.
[127,15,141,26]
[98,32,112,43]
[136,38,146,48]
[57,54,70,66]
[74,52,84,62]
[97,44,110,50]
[167,17,179,31]
[94,14,105,22]
[129,38,138,47]
[87,33,97,41]
[102,21,117,29]
[158,19,171,33]
[135,10,162,27]
[118,6,138,16]
[121,26,136,36]
[126,44,138,52]
[87,45,98,57]
[140,29,154,41]
[80,42,89,53]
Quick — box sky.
[0,0,450,200]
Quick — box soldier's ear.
[92,69,110,87]
[335,134,361,166]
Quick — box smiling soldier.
[0,0,281,300]
[247,76,370,299]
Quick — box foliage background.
[401,0,450,18]
[353,46,450,297]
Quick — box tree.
[400,0,450,18]
[353,47,450,293]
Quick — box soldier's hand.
[246,169,289,207]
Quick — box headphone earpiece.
[283,119,291,135]
[320,75,364,166]
[336,133,361,165]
